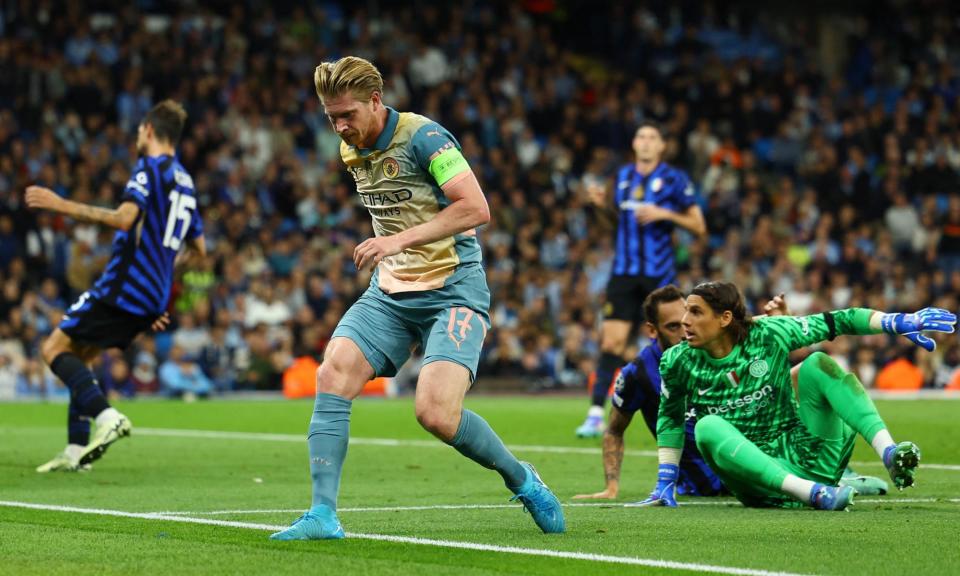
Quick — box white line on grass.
[136,427,960,471]
[150,498,960,516]
[0,500,813,576]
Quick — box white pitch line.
[135,427,960,470]
[0,500,813,576]
[151,497,960,516]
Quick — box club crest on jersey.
[749,359,769,378]
[651,177,662,192]
[383,157,400,179]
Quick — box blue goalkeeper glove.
[627,463,679,507]
[880,308,957,352]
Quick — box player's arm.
[391,169,489,249]
[634,203,706,237]
[174,235,208,272]
[633,173,706,237]
[573,406,633,500]
[353,127,489,271]
[763,307,957,352]
[25,185,140,232]
[632,354,685,507]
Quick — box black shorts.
[59,293,156,350]
[602,275,663,325]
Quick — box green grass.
[1,397,958,575]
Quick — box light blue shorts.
[331,264,490,380]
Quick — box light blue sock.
[447,409,527,489]
[308,392,352,510]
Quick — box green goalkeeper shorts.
[331,264,490,381]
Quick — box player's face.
[652,299,686,349]
[135,123,149,155]
[323,92,380,148]
[681,295,730,349]
[632,126,665,163]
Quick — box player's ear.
[642,321,656,339]
[719,310,733,328]
[369,91,382,109]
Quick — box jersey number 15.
[162,190,196,250]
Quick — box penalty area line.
[0,499,812,576]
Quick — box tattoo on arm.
[602,433,625,483]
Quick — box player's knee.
[315,361,352,397]
[40,336,64,365]
[694,415,728,450]
[415,404,458,440]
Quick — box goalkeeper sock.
[798,352,886,441]
[781,474,818,502]
[51,353,110,418]
[308,393,351,510]
[448,409,527,488]
[870,429,895,460]
[592,352,622,407]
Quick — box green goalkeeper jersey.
[657,308,875,450]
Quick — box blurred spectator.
[159,345,214,399]
[1,1,958,395]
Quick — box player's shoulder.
[403,112,456,143]
[660,341,692,368]
[660,162,691,183]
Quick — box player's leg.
[790,361,889,495]
[797,352,919,490]
[694,414,853,510]
[578,319,630,438]
[38,328,130,469]
[36,394,92,473]
[418,302,564,533]
[272,292,412,541]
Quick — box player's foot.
[883,441,921,490]
[575,414,604,438]
[509,462,566,533]
[270,505,345,540]
[839,467,888,496]
[78,411,131,466]
[35,450,85,473]
[810,483,856,511]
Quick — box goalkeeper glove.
[880,307,957,352]
[628,463,679,507]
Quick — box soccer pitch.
[1,397,958,576]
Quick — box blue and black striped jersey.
[89,154,203,317]
[611,162,698,282]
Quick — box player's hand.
[151,312,171,332]
[354,235,404,271]
[25,185,63,211]
[634,204,670,225]
[572,486,618,500]
[880,307,957,352]
[626,464,679,507]
[763,293,791,317]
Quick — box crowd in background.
[1,0,959,400]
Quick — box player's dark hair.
[636,119,666,140]
[643,284,685,327]
[691,281,752,343]
[142,100,187,145]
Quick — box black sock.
[592,352,623,407]
[51,353,110,418]
[67,399,91,445]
